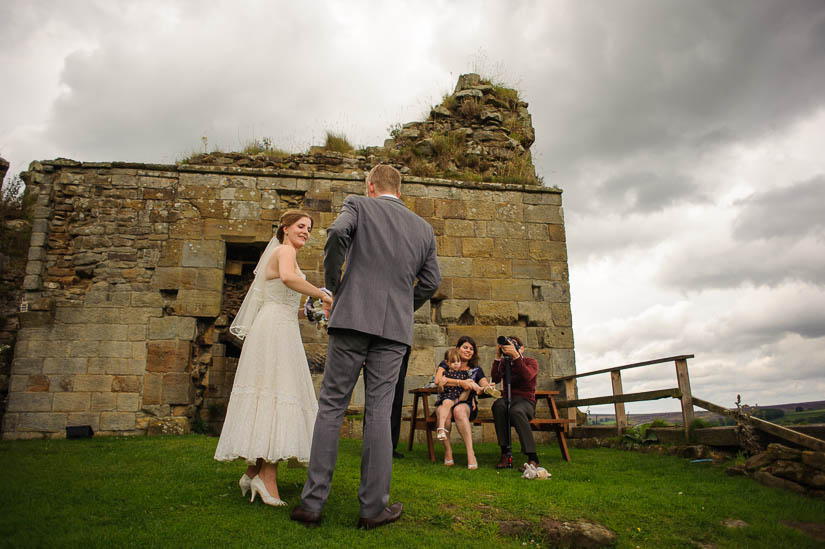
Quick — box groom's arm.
[413,232,441,310]
[324,196,358,293]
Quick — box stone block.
[203,218,272,241]
[472,258,511,278]
[28,341,72,359]
[112,376,141,393]
[73,375,113,392]
[492,238,529,259]
[16,413,66,432]
[148,317,178,339]
[486,221,527,239]
[461,237,494,258]
[451,278,491,300]
[131,292,164,308]
[11,358,43,375]
[437,257,473,278]
[551,303,573,327]
[413,324,446,347]
[540,327,575,349]
[121,307,163,324]
[435,236,461,257]
[56,307,119,324]
[143,373,163,405]
[100,412,136,431]
[67,412,100,431]
[444,219,477,237]
[494,202,523,222]
[517,301,552,326]
[490,280,533,301]
[84,291,131,308]
[26,375,50,392]
[524,204,563,224]
[163,373,193,405]
[438,300,474,324]
[547,224,565,242]
[463,201,497,220]
[132,342,147,360]
[85,323,129,341]
[434,200,466,219]
[146,340,190,373]
[91,392,117,411]
[477,301,519,324]
[523,192,562,205]
[98,341,134,359]
[43,358,88,374]
[48,375,74,392]
[446,325,496,343]
[53,392,91,412]
[181,240,226,268]
[117,393,141,412]
[18,311,52,328]
[7,392,53,412]
[172,290,222,317]
[178,317,197,340]
[9,375,29,393]
[534,281,570,303]
[414,301,431,324]
[23,274,42,290]
[433,277,452,300]
[529,241,567,261]
[128,324,147,341]
[407,347,436,376]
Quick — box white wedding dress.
[214,275,318,464]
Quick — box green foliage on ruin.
[323,131,355,154]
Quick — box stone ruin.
[0,74,576,439]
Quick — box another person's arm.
[323,196,358,294]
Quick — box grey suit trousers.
[300,328,407,518]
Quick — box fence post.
[675,358,695,440]
[610,370,627,434]
[563,379,577,429]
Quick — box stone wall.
[2,160,574,439]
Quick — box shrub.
[323,131,354,153]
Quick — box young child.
[434,348,472,440]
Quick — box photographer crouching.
[491,335,541,471]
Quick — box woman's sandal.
[436,427,448,441]
[444,458,455,466]
[467,462,478,470]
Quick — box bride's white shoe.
[249,475,287,507]
[239,473,253,497]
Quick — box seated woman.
[434,336,497,469]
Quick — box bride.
[214,210,332,507]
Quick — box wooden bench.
[406,387,574,463]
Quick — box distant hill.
[587,400,825,427]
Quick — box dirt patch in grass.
[780,520,825,542]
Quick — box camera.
[497,336,517,347]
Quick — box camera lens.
[497,336,509,345]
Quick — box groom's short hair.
[367,164,401,194]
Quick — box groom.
[290,164,441,529]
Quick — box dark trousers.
[390,347,411,450]
[492,396,537,455]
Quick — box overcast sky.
[2,0,824,414]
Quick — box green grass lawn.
[1,435,824,548]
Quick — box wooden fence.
[554,355,696,440]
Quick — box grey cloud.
[595,172,707,214]
[658,237,825,290]
[733,175,825,241]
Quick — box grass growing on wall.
[1,436,823,547]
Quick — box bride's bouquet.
[304,289,331,329]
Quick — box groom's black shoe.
[290,506,322,528]
[357,502,403,530]
[392,450,404,459]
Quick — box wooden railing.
[554,355,696,440]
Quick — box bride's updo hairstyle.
[276,210,314,243]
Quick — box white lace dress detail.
[214,276,318,464]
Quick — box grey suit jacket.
[324,195,441,346]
